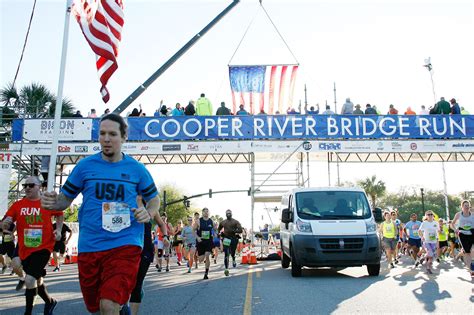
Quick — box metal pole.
[163,190,167,213]
[47,0,72,192]
[441,162,450,219]
[421,188,425,212]
[327,152,331,186]
[333,82,337,113]
[306,152,310,187]
[250,153,255,244]
[304,84,308,107]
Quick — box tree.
[0,82,75,121]
[357,175,386,208]
[210,214,224,223]
[159,184,192,226]
[380,188,462,221]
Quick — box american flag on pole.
[229,65,299,114]
[72,0,124,103]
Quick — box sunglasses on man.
[22,183,37,188]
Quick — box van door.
[281,194,293,255]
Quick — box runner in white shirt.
[418,210,439,274]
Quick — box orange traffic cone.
[249,251,258,264]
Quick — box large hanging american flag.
[229,65,298,114]
[72,0,124,103]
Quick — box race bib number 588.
[102,202,131,233]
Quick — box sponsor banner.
[0,152,13,217]
[12,115,474,141]
[13,118,93,141]
[8,140,474,156]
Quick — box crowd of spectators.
[83,93,470,118]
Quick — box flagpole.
[47,0,73,192]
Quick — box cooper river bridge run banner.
[12,115,474,142]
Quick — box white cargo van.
[280,187,381,277]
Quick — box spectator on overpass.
[340,97,354,114]
[216,102,231,115]
[171,103,184,116]
[388,104,399,115]
[72,110,83,118]
[129,105,142,117]
[404,107,416,115]
[196,93,213,116]
[435,97,451,114]
[236,104,249,115]
[305,104,320,115]
[353,104,364,115]
[88,108,97,118]
[419,105,429,115]
[322,105,335,115]
[184,100,196,116]
[364,104,377,115]
[450,98,461,115]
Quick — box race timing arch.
[2,115,473,224]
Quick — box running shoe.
[436,258,440,263]
[390,263,395,268]
[53,267,60,272]
[177,261,181,266]
[119,303,131,315]
[15,279,25,291]
[415,259,420,267]
[394,259,399,264]
[44,298,57,315]
[165,266,169,272]
[157,268,162,272]
[426,269,433,275]
[214,259,217,264]
[224,269,229,276]
[232,260,237,268]
[203,273,209,280]
[187,268,191,273]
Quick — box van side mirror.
[281,208,292,223]
[373,207,383,223]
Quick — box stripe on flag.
[73,0,124,103]
[229,65,298,115]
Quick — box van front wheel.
[291,247,302,277]
[367,263,380,276]
[281,251,290,269]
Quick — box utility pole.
[333,82,337,113]
[420,188,425,212]
[304,84,308,107]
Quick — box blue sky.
[1,0,473,227]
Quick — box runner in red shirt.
[3,176,63,315]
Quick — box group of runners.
[152,208,244,278]
[0,113,247,315]
[379,200,474,276]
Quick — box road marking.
[256,270,261,278]
[243,266,253,315]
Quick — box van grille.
[319,238,364,253]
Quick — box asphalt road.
[0,255,472,314]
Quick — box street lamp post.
[420,188,425,212]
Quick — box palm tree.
[357,175,386,208]
[0,82,75,122]
[0,83,20,125]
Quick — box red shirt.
[5,198,63,260]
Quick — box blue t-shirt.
[61,153,158,253]
[405,220,422,239]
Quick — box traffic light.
[184,200,190,208]
[209,189,212,198]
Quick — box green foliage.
[159,184,192,226]
[380,187,462,222]
[357,175,386,208]
[64,204,79,222]
[210,214,224,223]
[0,82,75,122]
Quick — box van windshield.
[295,191,371,220]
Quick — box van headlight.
[366,221,377,233]
[296,219,312,233]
